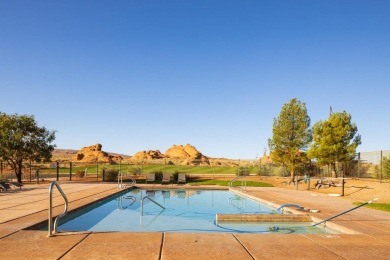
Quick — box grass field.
[39,163,259,175]
[352,202,390,212]
[188,179,274,187]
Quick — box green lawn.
[39,163,260,175]
[353,202,390,212]
[188,179,274,187]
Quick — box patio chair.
[146,173,155,184]
[9,182,23,189]
[146,190,155,197]
[0,181,11,192]
[177,173,186,184]
[162,190,170,199]
[176,189,186,199]
[162,173,171,184]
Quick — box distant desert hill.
[51,149,78,161]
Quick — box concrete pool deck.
[0,182,389,259]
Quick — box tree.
[268,98,312,182]
[381,156,390,179]
[307,111,361,178]
[0,112,56,183]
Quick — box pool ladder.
[140,195,165,215]
[48,181,69,237]
[118,173,136,189]
[228,196,247,212]
[229,176,247,191]
[117,195,136,209]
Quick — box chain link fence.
[357,150,390,181]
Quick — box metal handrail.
[140,208,165,227]
[313,198,379,227]
[228,196,247,212]
[228,176,240,186]
[48,181,69,237]
[117,173,123,189]
[128,176,136,186]
[277,204,304,214]
[118,173,136,189]
[229,176,247,191]
[141,195,165,215]
[117,195,136,209]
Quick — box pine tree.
[307,111,361,177]
[268,98,312,182]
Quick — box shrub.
[128,166,142,175]
[273,166,290,177]
[257,164,272,176]
[383,156,390,179]
[75,171,85,179]
[105,168,119,181]
[235,166,250,176]
[152,170,163,181]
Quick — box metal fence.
[1,150,389,183]
[0,161,102,183]
[357,150,390,181]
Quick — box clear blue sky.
[1,1,389,159]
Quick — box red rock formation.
[132,150,164,160]
[71,144,122,163]
[165,144,209,165]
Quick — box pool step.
[216,214,312,222]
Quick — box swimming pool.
[56,188,339,234]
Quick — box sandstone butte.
[54,143,260,167]
[130,144,210,166]
[71,143,123,163]
[131,150,164,160]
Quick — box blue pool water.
[57,189,339,234]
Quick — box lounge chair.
[9,182,23,189]
[0,181,11,192]
[162,190,170,199]
[162,173,171,184]
[146,190,155,197]
[176,189,186,198]
[146,173,155,184]
[177,173,186,184]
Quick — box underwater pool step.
[216,214,312,222]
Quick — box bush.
[273,166,290,177]
[257,164,272,176]
[105,168,119,181]
[128,166,142,175]
[152,170,163,181]
[383,156,390,179]
[75,171,85,179]
[235,166,250,176]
